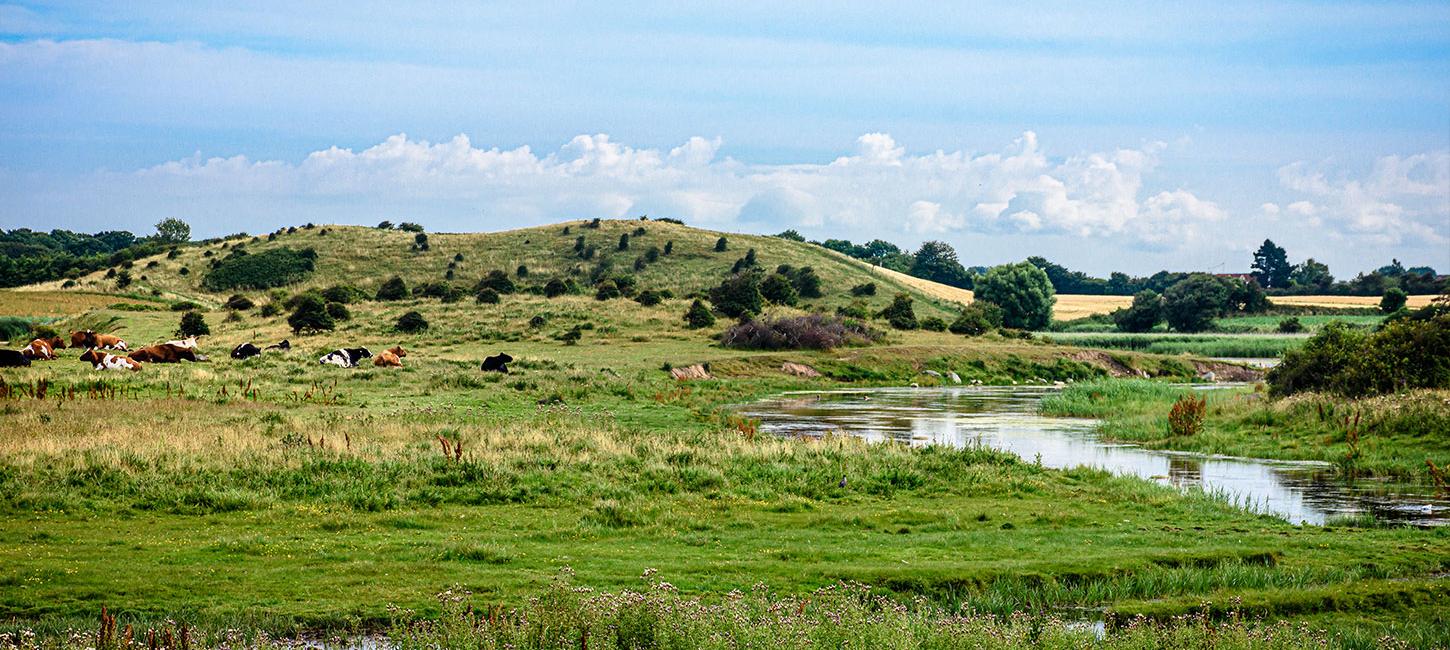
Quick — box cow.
[20,339,57,361]
[80,348,142,372]
[373,346,407,367]
[71,330,126,350]
[0,350,30,367]
[231,343,263,360]
[265,339,291,351]
[70,330,94,348]
[319,347,371,368]
[165,336,200,349]
[480,353,513,374]
[128,343,207,363]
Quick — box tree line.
[0,219,191,288]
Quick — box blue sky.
[1,1,1447,276]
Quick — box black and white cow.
[231,343,263,360]
[0,349,31,367]
[319,347,371,368]
[480,353,513,374]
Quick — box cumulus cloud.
[1276,152,1448,245]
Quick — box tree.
[1290,258,1334,291]
[1380,287,1408,313]
[376,221,393,229]
[974,262,1055,330]
[476,270,516,294]
[760,273,799,306]
[684,299,716,329]
[1111,290,1164,333]
[618,233,630,251]
[395,311,429,333]
[287,295,335,334]
[397,222,424,233]
[1250,239,1291,289]
[774,230,805,242]
[714,237,728,252]
[790,266,823,299]
[878,293,918,330]
[376,276,408,300]
[594,279,621,300]
[516,264,529,277]
[910,241,971,288]
[1163,274,1229,332]
[543,278,569,298]
[154,218,191,244]
[709,271,764,318]
[851,282,877,297]
[177,311,210,337]
[325,301,351,321]
[950,301,1003,336]
[634,289,662,306]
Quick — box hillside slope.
[23,220,971,320]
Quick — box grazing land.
[1,221,1447,648]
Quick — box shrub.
[412,281,449,298]
[170,301,200,311]
[1164,274,1229,333]
[633,257,647,272]
[1112,290,1164,333]
[684,300,716,329]
[709,271,764,318]
[836,301,870,320]
[850,282,877,297]
[287,295,335,334]
[440,285,467,303]
[974,262,1054,330]
[644,246,660,263]
[1277,317,1305,333]
[413,232,430,251]
[376,221,393,229]
[224,294,254,310]
[720,313,883,350]
[789,266,823,299]
[476,270,516,294]
[0,317,32,341]
[322,284,369,304]
[396,311,429,333]
[714,237,728,252]
[115,270,132,288]
[586,218,601,229]
[634,289,662,306]
[397,222,424,233]
[919,316,948,332]
[543,278,569,298]
[760,273,799,306]
[1380,287,1408,314]
[950,301,1003,336]
[878,293,917,330]
[516,264,529,278]
[475,288,500,304]
[557,326,583,345]
[632,226,646,237]
[376,276,408,301]
[663,241,674,255]
[259,303,281,317]
[1167,394,1206,437]
[595,280,622,300]
[203,247,316,291]
[582,245,597,260]
[1268,317,1450,397]
[325,302,351,321]
[454,253,464,262]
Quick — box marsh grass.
[1045,333,1302,358]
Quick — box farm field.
[0,221,1447,648]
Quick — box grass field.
[0,290,159,320]
[1044,332,1305,358]
[1,222,1447,647]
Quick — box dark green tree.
[974,262,1055,330]
[395,311,429,333]
[774,229,805,242]
[1251,239,1292,289]
[1380,287,1408,313]
[1111,290,1164,333]
[709,271,764,318]
[714,237,728,252]
[376,276,408,300]
[910,241,971,288]
[878,293,918,330]
[287,295,335,334]
[684,299,716,329]
[760,273,799,306]
[176,311,210,337]
[154,218,191,244]
[1163,274,1229,332]
[1290,258,1333,291]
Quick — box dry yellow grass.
[0,290,155,318]
[859,264,975,304]
[1271,295,1438,309]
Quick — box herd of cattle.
[0,330,515,374]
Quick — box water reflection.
[738,386,1447,526]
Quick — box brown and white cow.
[164,336,200,349]
[20,337,62,360]
[80,348,142,372]
[373,346,407,367]
[128,343,207,363]
[72,330,126,350]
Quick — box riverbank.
[1039,380,1450,480]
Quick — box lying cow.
[231,342,263,360]
[128,343,207,363]
[20,338,61,361]
[319,347,371,368]
[165,336,200,349]
[265,339,291,351]
[374,346,407,367]
[71,330,127,350]
[80,348,141,372]
[480,353,513,374]
[0,349,31,367]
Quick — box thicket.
[1268,312,1449,397]
[719,313,882,350]
[202,247,317,291]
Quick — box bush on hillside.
[322,284,369,304]
[397,222,424,233]
[684,299,716,329]
[919,316,947,332]
[224,294,254,310]
[288,295,335,334]
[516,264,529,278]
[325,302,351,321]
[0,317,32,341]
[878,293,917,330]
[396,311,429,333]
[851,282,877,297]
[760,273,799,306]
[476,270,517,295]
[259,303,281,317]
[789,266,823,299]
[719,313,883,350]
[1277,317,1305,333]
[543,278,569,298]
[974,262,1055,330]
[634,289,662,307]
[709,271,764,318]
[594,280,621,300]
[376,276,408,301]
[714,237,728,252]
[475,288,500,304]
[949,300,1004,336]
[837,301,871,320]
[175,312,210,337]
[203,247,317,291]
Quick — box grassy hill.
[24,219,970,321]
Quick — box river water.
[738,386,1448,526]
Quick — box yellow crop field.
[1271,295,1438,310]
[1053,294,1133,320]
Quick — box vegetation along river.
[739,386,1448,527]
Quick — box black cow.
[0,349,31,367]
[266,339,291,350]
[231,343,262,360]
[480,353,513,373]
[320,347,371,368]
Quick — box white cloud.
[1277,152,1448,245]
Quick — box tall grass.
[1047,333,1301,358]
